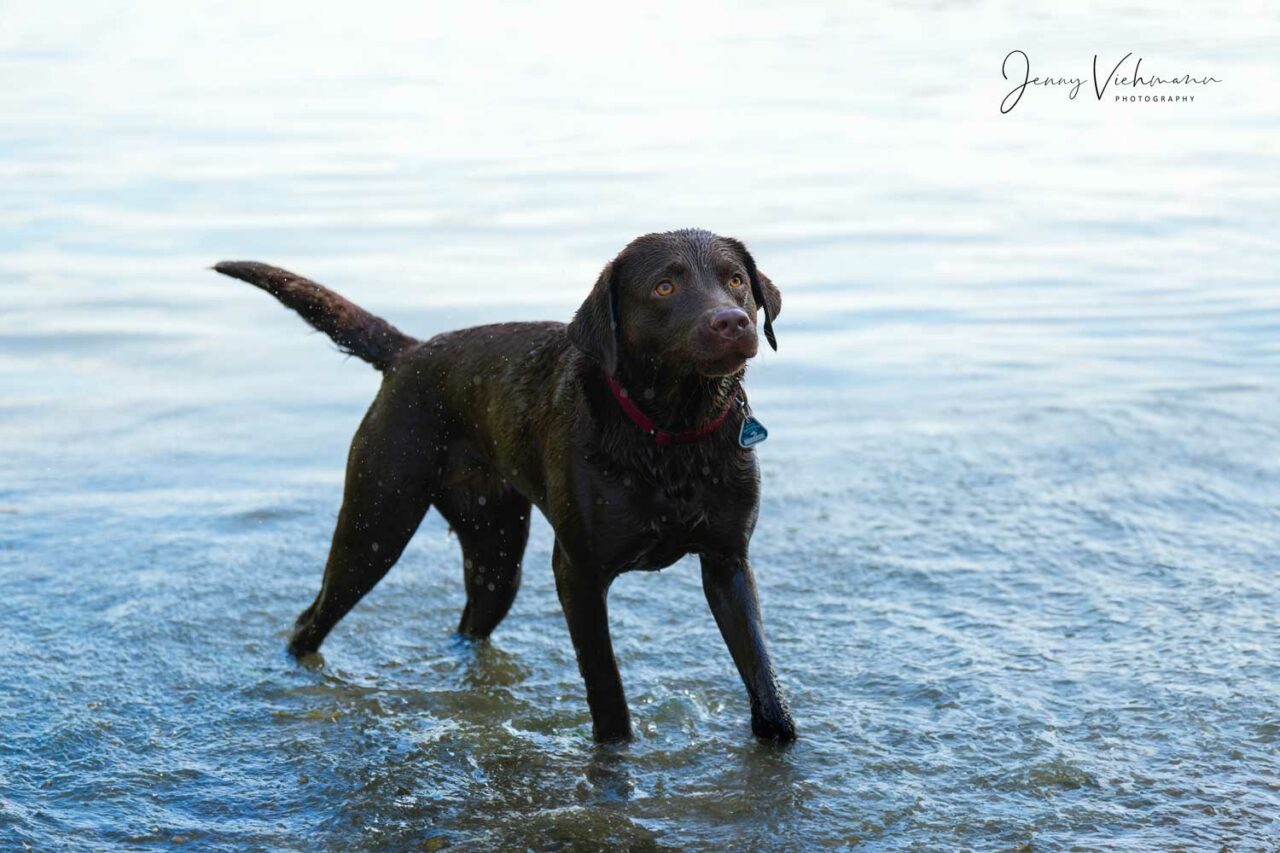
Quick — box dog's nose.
[709,307,752,340]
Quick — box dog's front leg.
[552,542,631,742]
[700,553,796,742]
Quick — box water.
[3,1,1279,849]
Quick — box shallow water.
[3,2,1279,850]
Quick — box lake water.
[2,2,1278,850]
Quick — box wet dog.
[215,229,794,742]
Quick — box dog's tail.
[213,261,417,371]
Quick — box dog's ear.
[567,261,619,374]
[756,269,782,325]
[725,238,780,350]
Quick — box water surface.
[2,2,1279,849]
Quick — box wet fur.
[216,229,795,742]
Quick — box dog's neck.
[608,358,742,432]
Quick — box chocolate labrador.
[215,228,795,742]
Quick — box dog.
[215,228,795,742]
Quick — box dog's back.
[217,230,796,744]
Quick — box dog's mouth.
[698,354,749,377]
[691,335,758,377]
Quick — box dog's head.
[568,229,781,377]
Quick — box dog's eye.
[654,280,675,297]
[729,274,744,289]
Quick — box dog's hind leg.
[288,383,437,657]
[436,485,531,639]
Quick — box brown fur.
[216,229,794,742]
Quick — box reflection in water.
[2,0,1278,849]
[454,636,530,692]
[585,746,637,804]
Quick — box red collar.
[603,371,736,447]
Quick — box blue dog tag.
[738,414,768,448]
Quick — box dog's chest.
[621,507,706,572]
[613,451,748,571]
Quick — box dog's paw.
[751,709,797,743]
